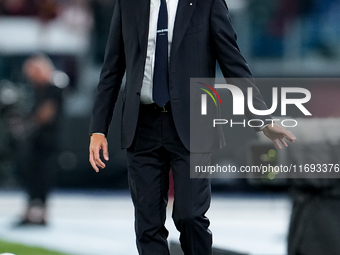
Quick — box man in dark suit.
[89,0,296,254]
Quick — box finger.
[93,146,106,169]
[273,139,282,150]
[96,158,106,169]
[95,152,106,169]
[89,150,99,173]
[279,138,288,148]
[102,141,109,161]
[285,131,297,143]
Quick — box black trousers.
[127,103,212,255]
[19,136,56,206]
[288,193,340,255]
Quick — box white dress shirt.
[140,0,179,104]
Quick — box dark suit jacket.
[90,0,271,152]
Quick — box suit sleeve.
[89,0,126,136]
[210,0,272,129]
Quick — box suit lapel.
[170,0,197,68]
[137,0,151,53]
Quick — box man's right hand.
[89,134,109,172]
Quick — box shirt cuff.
[90,133,106,137]
[259,124,269,131]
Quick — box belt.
[139,102,171,113]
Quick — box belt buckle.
[161,105,168,112]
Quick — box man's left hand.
[262,124,296,150]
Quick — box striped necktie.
[153,0,169,107]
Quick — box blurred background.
[0,0,340,255]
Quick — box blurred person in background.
[288,178,340,255]
[0,0,57,19]
[58,0,93,36]
[0,0,34,16]
[263,0,338,58]
[14,54,63,226]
